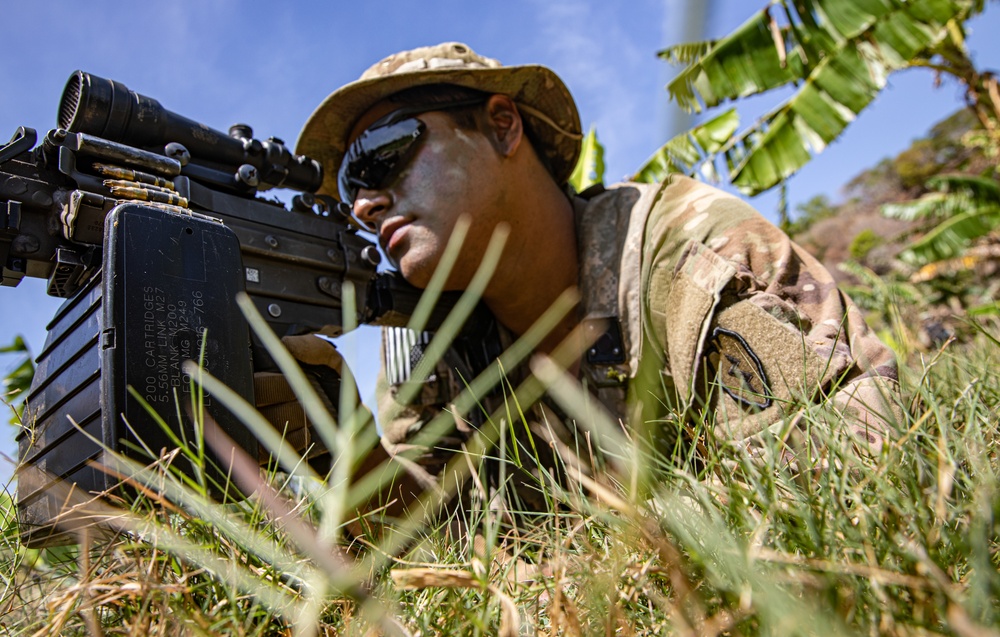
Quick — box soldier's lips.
[379,217,411,253]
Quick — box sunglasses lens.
[338,118,425,207]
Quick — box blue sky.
[1,0,998,479]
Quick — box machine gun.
[1,72,490,546]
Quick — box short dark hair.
[385,83,555,178]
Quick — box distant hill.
[787,108,999,349]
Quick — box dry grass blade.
[391,567,520,637]
[548,573,582,637]
[529,353,633,477]
[752,548,933,589]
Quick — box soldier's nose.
[353,189,391,230]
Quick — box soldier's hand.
[282,333,346,372]
[254,335,353,463]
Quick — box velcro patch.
[706,327,772,411]
[384,327,432,386]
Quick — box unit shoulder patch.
[706,327,772,411]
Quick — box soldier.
[293,42,901,517]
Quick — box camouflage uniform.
[295,41,901,508]
[377,176,901,501]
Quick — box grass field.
[1,310,998,636]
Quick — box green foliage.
[631,108,739,183]
[964,128,1000,170]
[901,205,1000,265]
[883,191,956,222]
[568,126,605,192]
[838,259,923,355]
[884,174,1000,221]
[893,138,944,188]
[786,193,837,235]
[658,0,982,195]
[848,228,883,260]
[969,300,1000,316]
[1,336,33,424]
[657,39,716,66]
[884,174,1000,266]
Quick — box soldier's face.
[349,103,506,290]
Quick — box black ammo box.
[17,203,258,547]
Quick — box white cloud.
[526,0,684,181]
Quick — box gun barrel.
[58,71,323,192]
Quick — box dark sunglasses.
[337,97,488,222]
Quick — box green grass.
[1,308,998,636]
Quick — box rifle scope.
[58,71,323,192]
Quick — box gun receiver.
[1,71,448,546]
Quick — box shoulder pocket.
[651,239,736,399]
[652,240,831,440]
[706,300,831,439]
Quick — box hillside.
[792,109,994,279]
[788,108,999,350]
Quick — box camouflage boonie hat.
[296,42,582,196]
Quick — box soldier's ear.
[484,94,523,157]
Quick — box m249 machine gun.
[1,71,452,546]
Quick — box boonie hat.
[296,42,582,196]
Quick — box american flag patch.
[383,327,433,386]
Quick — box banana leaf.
[632,109,739,183]
[1,336,34,418]
[666,0,962,112]
[568,126,606,193]
[658,40,717,67]
[667,8,806,113]
[927,173,1000,198]
[883,174,1000,220]
[899,205,1000,265]
[663,0,973,195]
[882,192,955,221]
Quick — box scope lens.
[58,72,84,131]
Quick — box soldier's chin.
[396,258,433,290]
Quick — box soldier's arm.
[643,176,901,454]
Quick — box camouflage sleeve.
[641,175,901,454]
